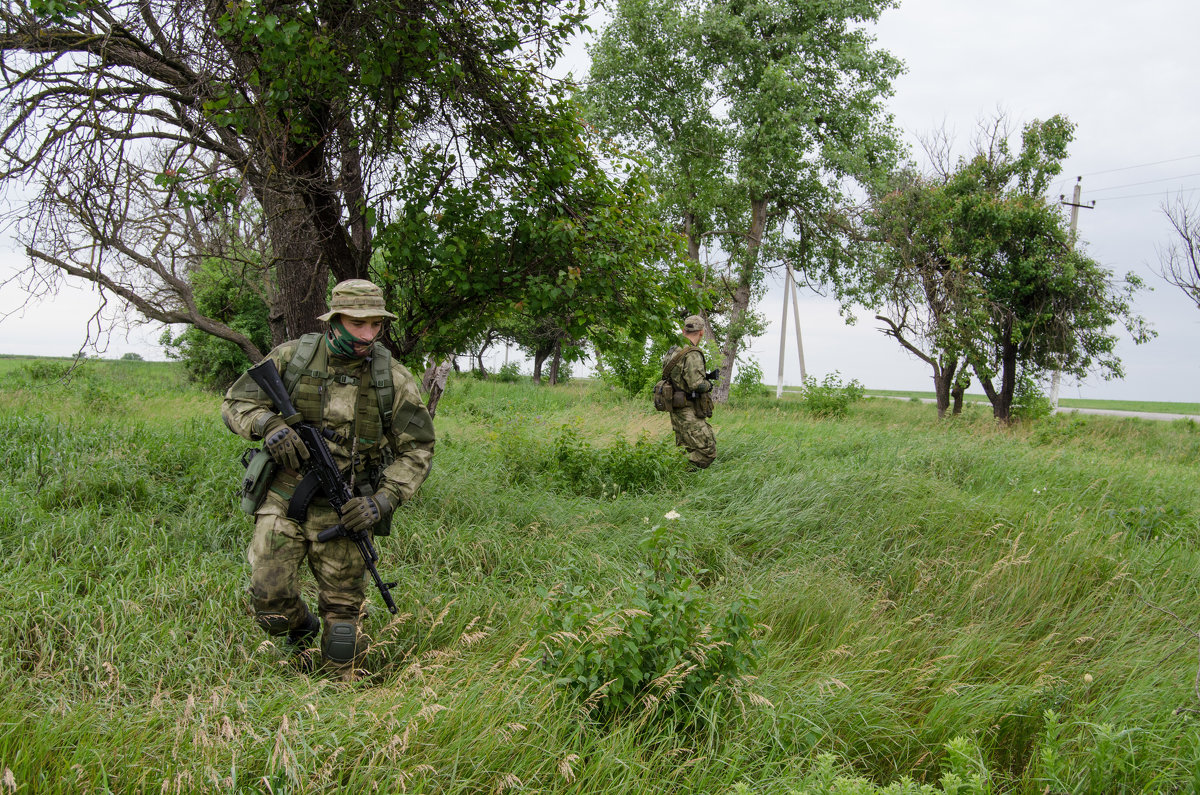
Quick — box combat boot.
[286,612,321,672]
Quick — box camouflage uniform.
[221,281,434,669]
[664,316,716,469]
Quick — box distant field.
[858,388,1200,416]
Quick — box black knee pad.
[322,619,360,664]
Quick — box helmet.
[683,315,705,333]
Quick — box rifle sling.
[287,471,323,523]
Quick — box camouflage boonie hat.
[683,315,705,333]
[317,279,397,322]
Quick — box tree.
[857,165,974,418]
[1157,195,1200,310]
[854,116,1153,422]
[2,0,682,362]
[582,0,901,400]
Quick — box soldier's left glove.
[340,492,393,533]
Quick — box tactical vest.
[281,332,395,451]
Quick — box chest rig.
[281,332,395,452]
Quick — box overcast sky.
[2,0,1198,401]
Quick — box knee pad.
[322,619,361,665]
[255,611,291,636]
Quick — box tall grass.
[1,365,1199,792]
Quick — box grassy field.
[2,358,1199,793]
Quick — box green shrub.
[19,359,72,382]
[731,357,769,400]
[800,371,866,418]
[1011,374,1053,421]
[159,258,272,391]
[119,352,145,361]
[495,361,523,383]
[535,517,762,722]
[552,423,685,497]
[595,334,673,398]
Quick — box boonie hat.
[317,279,398,322]
[683,314,705,333]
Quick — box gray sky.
[747,0,1200,401]
[2,0,1198,401]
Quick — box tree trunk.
[931,366,951,419]
[532,344,553,384]
[714,197,768,403]
[421,360,453,417]
[548,339,562,385]
[262,187,329,343]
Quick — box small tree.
[855,116,1153,423]
[1157,194,1200,310]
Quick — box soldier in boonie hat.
[220,277,434,675]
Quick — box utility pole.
[1051,177,1096,407]
[775,264,808,398]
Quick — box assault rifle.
[247,358,399,614]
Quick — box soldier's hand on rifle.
[340,493,393,533]
[705,369,720,383]
[263,419,310,470]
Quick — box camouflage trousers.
[247,492,369,664]
[669,404,716,468]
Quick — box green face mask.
[326,319,374,358]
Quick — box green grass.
[2,364,1200,793]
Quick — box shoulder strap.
[662,345,701,381]
[369,342,395,432]
[283,332,326,398]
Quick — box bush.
[495,361,523,383]
[159,258,272,391]
[552,423,685,498]
[731,357,769,399]
[119,352,145,361]
[535,515,763,722]
[1011,374,1053,421]
[20,360,72,382]
[800,371,865,418]
[594,334,674,399]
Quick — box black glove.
[705,369,720,383]
[263,421,309,470]
[340,492,393,533]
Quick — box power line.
[1079,154,1200,178]
[1093,186,1200,202]
[1088,171,1200,194]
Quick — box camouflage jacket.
[664,344,712,396]
[221,339,434,507]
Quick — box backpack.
[652,345,702,412]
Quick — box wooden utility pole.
[1051,177,1096,407]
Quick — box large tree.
[1,0,690,364]
[853,116,1153,422]
[582,0,901,399]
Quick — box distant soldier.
[221,279,435,672]
[662,315,717,469]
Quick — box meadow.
[1,358,1198,793]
